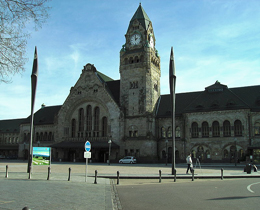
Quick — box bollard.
[174,169,176,182]
[68,167,71,181]
[94,170,98,184]
[28,166,32,179]
[192,169,194,181]
[5,165,8,178]
[47,167,51,180]
[159,170,162,183]
[221,168,224,180]
[117,171,120,185]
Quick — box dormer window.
[226,100,235,107]
[211,101,219,109]
[196,105,204,110]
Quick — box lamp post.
[108,139,112,165]
[165,139,168,166]
[234,138,237,167]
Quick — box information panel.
[32,147,51,165]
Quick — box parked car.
[119,156,136,164]
[0,155,5,159]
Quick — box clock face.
[150,36,154,48]
[130,34,141,45]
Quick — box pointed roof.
[128,4,151,31]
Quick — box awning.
[248,142,260,149]
[51,141,119,149]
[0,145,19,150]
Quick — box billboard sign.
[32,147,51,165]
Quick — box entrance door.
[68,150,76,161]
[99,149,108,163]
[230,146,236,163]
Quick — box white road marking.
[247,182,260,193]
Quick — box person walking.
[186,153,193,174]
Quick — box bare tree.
[0,0,51,83]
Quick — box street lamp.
[108,139,112,165]
[165,139,168,166]
[234,138,237,167]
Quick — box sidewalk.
[0,160,259,210]
[1,161,259,180]
[0,161,113,210]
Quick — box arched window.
[40,132,44,141]
[86,105,92,137]
[254,122,260,136]
[202,122,209,137]
[94,107,100,137]
[78,108,84,132]
[161,127,166,138]
[238,149,244,160]
[192,150,196,158]
[48,132,52,141]
[44,132,48,141]
[212,121,220,137]
[175,126,180,138]
[191,122,199,138]
[71,119,76,138]
[129,57,134,64]
[124,58,128,65]
[162,150,166,159]
[206,150,210,159]
[234,120,242,136]
[36,132,39,141]
[102,117,108,137]
[223,149,228,158]
[167,127,172,138]
[223,120,231,137]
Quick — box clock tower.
[119,4,160,145]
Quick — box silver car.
[119,156,136,164]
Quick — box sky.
[1,0,260,120]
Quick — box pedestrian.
[186,153,193,174]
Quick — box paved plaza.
[0,160,259,210]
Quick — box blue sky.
[1,0,260,120]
